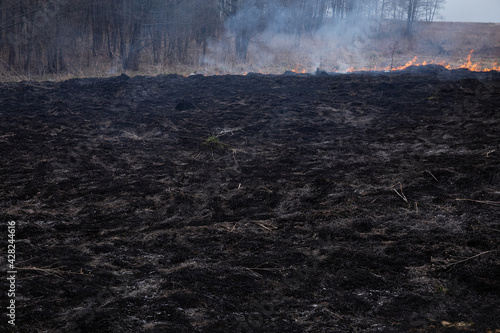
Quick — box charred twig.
[17,265,93,278]
[243,266,291,279]
[443,249,499,269]
[243,266,288,272]
[426,170,438,181]
[248,220,277,231]
[392,182,408,203]
[455,198,500,206]
[216,127,243,136]
[229,220,277,231]
[243,267,263,278]
[475,221,500,233]
[323,308,344,320]
[260,186,273,194]
[256,222,274,231]
[232,149,240,166]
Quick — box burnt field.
[1,67,500,332]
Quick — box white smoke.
[201,1,399,74]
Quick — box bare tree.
[421,0,445,22]
[223,0,271,62]
[0,0,446,76]
[405,0,420,35]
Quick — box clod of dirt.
[175,99,197,111]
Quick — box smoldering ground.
[1,67,499,332]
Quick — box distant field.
[415,22,500,60]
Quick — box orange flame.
[290,65,307,74]
[342,50,498,73]
[194,50,498,76]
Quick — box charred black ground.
[1,67,500,332]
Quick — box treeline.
[0,0,444,76]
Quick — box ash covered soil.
[1,67,500,332]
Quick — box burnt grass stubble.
[0,66,499,332]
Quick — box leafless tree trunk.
[405,0,420,36]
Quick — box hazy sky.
[439,0,500,23]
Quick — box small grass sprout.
[201,135,227,151]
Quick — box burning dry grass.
[0,22,498,80]
[193,21,500,75]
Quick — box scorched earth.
[0,66,499,332]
